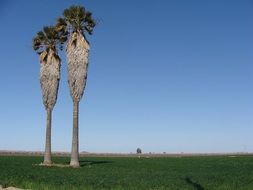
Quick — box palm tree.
[32,26,67,165]
[56,5,96,167]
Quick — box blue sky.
[0,0,252,153]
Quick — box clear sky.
[0,0,252,153]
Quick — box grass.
[1,155,253,189]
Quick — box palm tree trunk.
[67,32,90,167]
[39,49,60,166]
[70,101,80,167]
[43,109,52,165]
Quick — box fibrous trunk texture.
[40,49,61,165]
[66,32,90,167]
[40,49,61,110]
[66,32,89,102]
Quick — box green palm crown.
[32,26,67,60]
[56,5,96,40]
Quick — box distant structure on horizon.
[136,148,142,154]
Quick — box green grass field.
[1,155,253,190]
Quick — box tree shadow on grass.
[64,160,114,167]
[79,160,114,167]
[184,177,205,190]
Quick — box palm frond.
[40,51,48,62]
[56,18,67,32]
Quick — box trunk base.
[42,160,52,166]
[70,160,80,168]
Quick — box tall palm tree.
[57,5,96,167]
[32,26,67,165]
